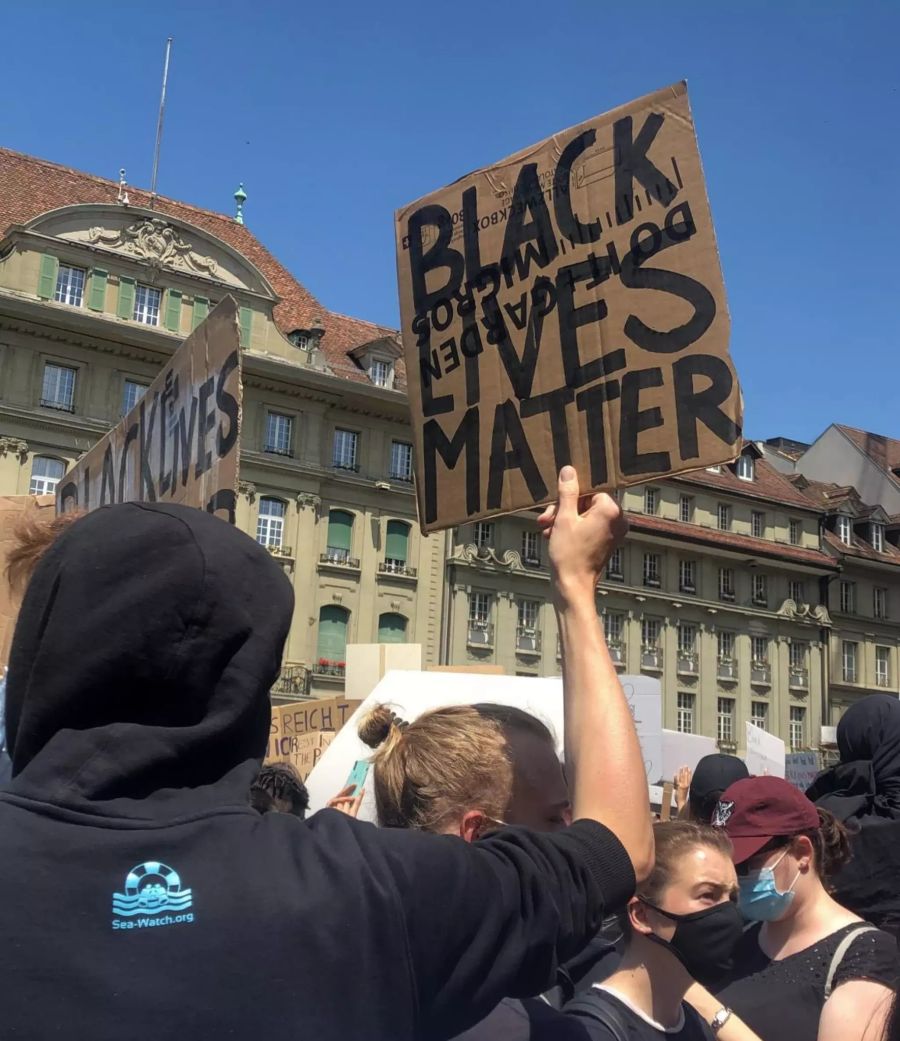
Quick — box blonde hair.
[5,509,84,592]
[359,703,544,832]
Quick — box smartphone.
[345,759,370,794]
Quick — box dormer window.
[370,358,394,389]
[736,454,755,482]
[289,331,310,349]
[871,523,885,553]
[837,515,852,546]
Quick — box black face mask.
[641,899,744,986]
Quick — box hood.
[4,502,294,818]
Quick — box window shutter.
[378,613,407,644]
[192,296,209,330]
[327,511,353,552]
[317,606,349,661]
[385,521,409,562]
[117,277,135,320]
[88,269,108,311]
[239,306,253,347]
[37,254,58,299]
[164,289,182,333]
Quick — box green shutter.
[37,254,58,299]
[164,289,182,333]
[385,520,409,563]
[239,306,253,347]
[88,269,108,311]
[317,606,349,661]
[117,277,135,320]
[378,613,407,644]
[327,510,353,552]
[192,296,209,330]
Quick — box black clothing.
[567,988,714,1041]
[0,503,636,1041]
[827,821,900,938]
[689,754,749,823]
[717,921,899,1041]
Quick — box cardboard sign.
[57,297,241,522]
[661,730,718,783]
[269,696,361,747]
[745,722,786,779]
[305,670,663,815]
[0,494,56,666]
[785,751,821,792]
[396,81,741,532]
[266,730,335,782]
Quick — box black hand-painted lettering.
[556,255,612,388]
[175,397,199,488]
[205,489,237,524]
[117,422,140,504]
[100,445,116,506]
[440,337,461,375]
[499,164,559,283]
[215,350,240,457]
[613,113,678,223]
[575,379,622,485]
[619,367,671,475]
[195,377,216,479]
[673,354,741,459]
[408,205,464,317]
[138,394,159,501]
[553,129,603,245]
[520,386,575,473]
[487,400,548,510]
[487,276,555,400]
[422,407,480,525]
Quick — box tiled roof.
[673,454,821,512]
[822,529,900,569]
[836,425,900,483]
[627,513,838,570]
[0,147,401,388]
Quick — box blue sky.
[3,1,897,444]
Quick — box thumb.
[557,465,580,517]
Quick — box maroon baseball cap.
[711,775,819,865]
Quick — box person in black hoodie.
[807,694,900,937]
[0,467,652,1041]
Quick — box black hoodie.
[0,503,635,1041]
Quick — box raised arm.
[540,466,654,882]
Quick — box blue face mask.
[738,849,800,922]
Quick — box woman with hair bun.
[707,776,898,1041]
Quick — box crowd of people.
[1,469,900,1040]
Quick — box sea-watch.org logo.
[112,860,194,931]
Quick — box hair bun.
[358,705,406,749]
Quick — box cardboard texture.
[0,494,56,666]
[266,730,335,782]
[269,697,361,747]
[745,722,786,779]
[57,297,242,523]
[396,82,742,532]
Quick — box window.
[390,440,413,481]
[326,510,354,562]
[255,497,285,548]
[737,454,756,481]
[133,283,162,326]
[54,264,85,307]
[876,647,890,687]
[469,592,491,625]
[370,358,394,388]
[789,707,806,750]
[473,521,494,550]
[678,624,697,654]
[750,702,769,731]
[642,618,661,650]
[604,612,624,645]
[522,530,541,565]
[606,547,624,581]
[717,504,731,531]
[751,511,765,538]
[122,379,148,416]
[677,692,695,734]
[29,456,65,495]
[871,524,885,553]
[789,580,805,604]
[837,515,852,546]
[644,487,660,515]
[874,587,888,620]
[384,520,410,569]
[718,567,735,601]
[333,429,359,471]
[678,559,696,593]
[842,641,858,683]
[751,636,769,664]
[790,642,807,669]
[717,631,735,660]
[265,412,293,456]
[41,362,76,412]
[717,698,735,744]
[643,553,661,588]
[752,573,768,606]
[377,612,407,644]
[317,605,349,664]
[706,464,722,474]
[679,495,693,523]
[518,599,540,630]
[840,581,856,614]
[789,519,802,546]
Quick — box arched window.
[29,456,66,495]
[256,497,285,547]
[377,612,408,644]
[317,605,350,664]
[384,520,410,572]
[326,509,354,563]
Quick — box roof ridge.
[328,307,398,332]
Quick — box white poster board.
[306,671,662,816]
[785,752,820,792]
[661,730,718,784]
[745,722,785,779]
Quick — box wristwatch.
[711,1007,733,1034]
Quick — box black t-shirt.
[566,987,714,1041]
[717,922,899,1041]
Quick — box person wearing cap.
[675,755,750,824]
[709,776,897,1041]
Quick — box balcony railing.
[266,544,294,559]
[516,627,542,654]
[842,668,858,684]
[643,575,661,588]
[389,471,414,483]
[467,620,494,647]
[40,397,75,413]
[718,739,738,754]
[523,555,542,568]
[271,664,311,697]
[263,444,294,457]
[876,673,890,688]
[719,589,736,602]
[313,660,346,678]
[332,461,360,473]
[608,642,626,667]
[717,657,739,682]
[752,593,768,607]
[789,666,809,690]
[319,549,360,569]
[677,652,699,676]
[679,582,696,594]
[751,661,772,685]
[641,646,663,671]
[606,568,624,583]
[378,560,418,578]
